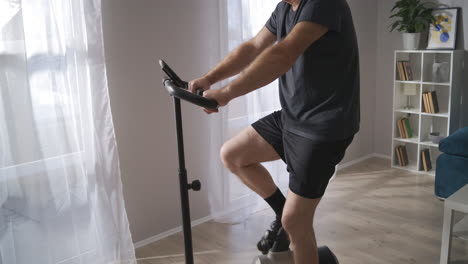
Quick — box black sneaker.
[257,219,289,254]
[269,227,290,253]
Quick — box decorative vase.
[432,62,450,83]
[402,33,421,50]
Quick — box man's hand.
[201,87,232,114]
[189,76,232,114]
[188,76,212,94]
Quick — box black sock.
[264,188,286,222]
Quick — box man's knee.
[220,126,278,173]
[282,191,320,237]
[220,141,243,172]
[282,209,315,242]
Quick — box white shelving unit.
[392,50,466,175]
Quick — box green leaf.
[389,21,401,32]
[387,0,434,33]
[391,0,405,12]
[398,25,406,32]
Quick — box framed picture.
[427,8,459,50]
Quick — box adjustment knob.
[190,180,201,191]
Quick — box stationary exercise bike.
[159,60,339,264]
[252,226,339,264]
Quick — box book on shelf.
[420,149,432,172]
[397,61,405,80]
[398,119,406,138]
[397,119,404,138]
[427,92,435,113]
[424,92,432,113]
[423,92,430,113]
[396,61,413,81]
[401,146,409,165]
[404,61,413,80]
[403,118,413,138]
[397,118,413,138]
[396,146,402,166]
[421,94,426,112]
[395,145,409,166]
[400,146,407,166]
[422,91,439,114]
[396,146,403,166]
[398,119,404,138]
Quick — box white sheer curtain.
[208,0,289,223]
[0,0,135,263]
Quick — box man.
[189,0,359,263]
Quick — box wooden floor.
[136,158,468,264]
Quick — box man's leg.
[221,117,288,253]
[282,190,321,264]
[220,126,281,198]
[280,131,354,264]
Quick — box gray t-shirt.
[265,0,360,140]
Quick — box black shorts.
[251,110,354,199]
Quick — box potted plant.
[389,0,435,50]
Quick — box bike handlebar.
[162,78,219,110]
[160,59,218,110]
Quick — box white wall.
[340,0,379,164]
[102,0,379,244]
[374,0,468,156]
[102,0,220,242]
[374,0,404,157]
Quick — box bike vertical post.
[173,97,194,264]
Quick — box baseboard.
[337,153,373,170]
[337,153,391,171]
[134,215,213,249]
[209,202,256,222]
[373,153,391,160]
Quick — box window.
[1,5,85,169]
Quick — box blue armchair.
[435,126,468,199]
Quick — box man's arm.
[220,21,328,101]
[189,27,276,92]
[204,27,276,84]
